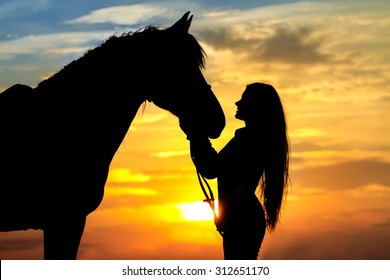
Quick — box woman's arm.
[180,118,220,179]
[190,137,219,179]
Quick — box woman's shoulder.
[234,128,265,155]
[234,128,263,143]
[234,127,247,137]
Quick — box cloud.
[291,140,335,153]
[0,31,113,59]
[150,151,188,158]
[346,184,390,199]
[197,27,251,52]
[271,226,390,259]
[105,187,157,197]
[193,0,390,93]
[0,237,41,251]
[0,0,50,19]
[199,26,333,65]
[255,27,332,64]
[132,112,170,125]
[65,4,167,25]
[107,168,151,183]
[290,128,326,138]
[292,159,390,190]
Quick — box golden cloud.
[108,168,151,183]
[150,151,188,158]
[105,187,157,196]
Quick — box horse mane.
[38,25,206,89]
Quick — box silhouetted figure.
[182,83,290,260]
[0,12,225,259]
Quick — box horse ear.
[169,11,193,33]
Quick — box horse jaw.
[178,91,226,140]
[204,99,226,139]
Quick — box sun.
[176,200,219,221]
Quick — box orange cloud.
[107,168,151,183]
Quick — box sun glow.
[176,200,219,221]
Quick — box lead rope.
[192,156,223,237]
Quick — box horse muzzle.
[179,88,226,139]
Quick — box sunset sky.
[1,0,389,259]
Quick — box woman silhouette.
[182,83,290,259]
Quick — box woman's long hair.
[246,83,290,231]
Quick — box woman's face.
[235,89,257,121]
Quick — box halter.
[192,156,223,237]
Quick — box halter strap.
[192,156,223,236]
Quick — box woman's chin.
[235,114,244,121]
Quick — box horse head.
[144,12,225,139]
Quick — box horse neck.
[35,68,147,161]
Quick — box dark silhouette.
[0,12,225,259]
[182,83,290,260]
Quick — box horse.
[0,12,225,259]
